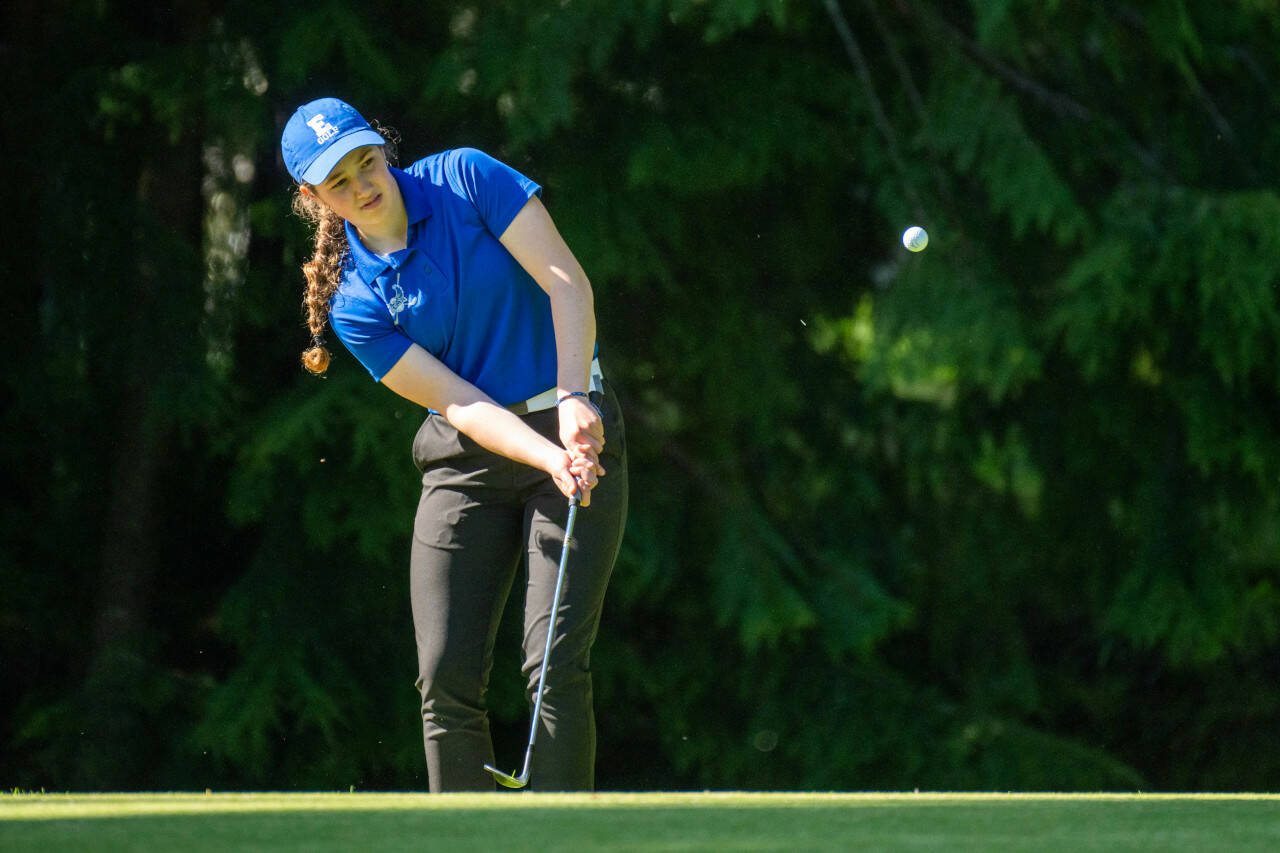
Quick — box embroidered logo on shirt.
[386,274,419,326]
[306,114,340,143]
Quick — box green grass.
[2,792,1278,852]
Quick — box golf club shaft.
[526,495,578,746]
[485,491,579,787]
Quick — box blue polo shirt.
[328,148,558,406]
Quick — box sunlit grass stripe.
[3,790,1279,820]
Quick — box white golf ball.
[902,226,929,252]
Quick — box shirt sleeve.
[444,147,542,237]
[328,287,415,382]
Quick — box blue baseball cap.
[281,97,386,184]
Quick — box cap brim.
[300,128,387,185]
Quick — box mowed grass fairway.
[2,791,1278,852]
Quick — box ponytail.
[292,189,346,375]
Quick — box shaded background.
[3,0,1279,792]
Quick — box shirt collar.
[344,166,432,284]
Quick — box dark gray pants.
[409,382,627,792]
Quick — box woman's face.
[308,145,398,230]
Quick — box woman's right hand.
[546,448,597,506]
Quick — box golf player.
[281,97,628,792]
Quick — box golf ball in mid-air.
[902,226,929,252]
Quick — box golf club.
[484,489,581,789]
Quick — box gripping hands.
[552,394,605,506]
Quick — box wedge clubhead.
[483,762,530,789]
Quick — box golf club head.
[484,763,529,789]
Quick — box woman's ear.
[299,184,317,199]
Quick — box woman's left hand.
[558,396,606,497]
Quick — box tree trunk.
[79,123,205,788]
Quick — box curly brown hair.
[292,123,400,375]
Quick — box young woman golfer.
[281,97,628,792]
